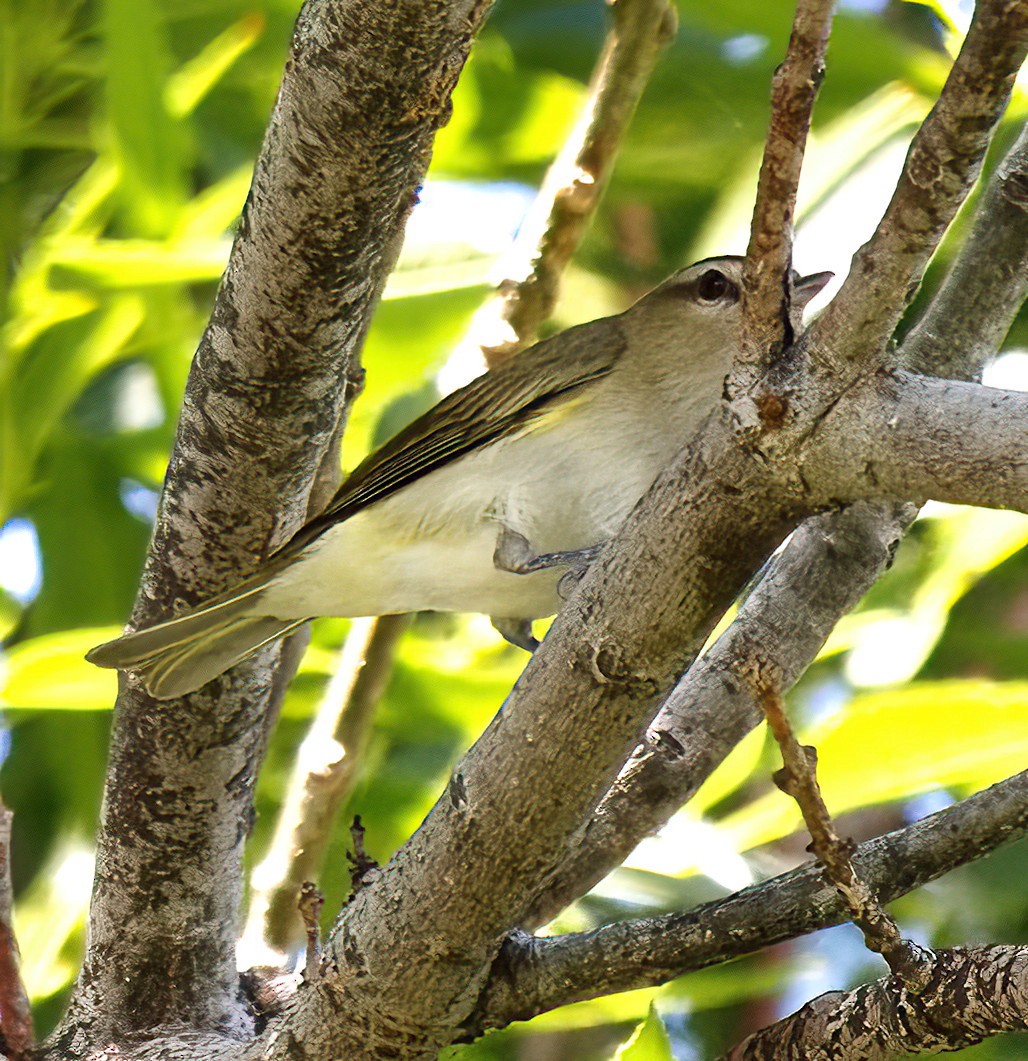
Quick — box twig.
[241,614,409,964]
[754,682,928,984]
[741,0,835,367]
[724,945,1028,1060]
[0,805,32,1061]
[471,0,677,367]
[467,768,1028,1032]
[298,883,324,985]
[346,816,380,898]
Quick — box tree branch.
[726,945,1028,1060]
[903,120,1028,380]
[808,0,1028,377]
[478,0,678,366]
[0,804,32,1061]
[51,0,493,1051]
[470,768,1028,1031]
[756,683,925,980]
[741,0,834,365]
[809,371,1028,513]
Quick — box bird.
[87,256,832,699]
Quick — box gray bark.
[469,768,1028,1030]
[41,0,1028,1057]
[46,0,492,1055]
[727,946,1028,1060]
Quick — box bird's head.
[636,254,831,324]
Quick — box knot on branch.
[578,640,662,699]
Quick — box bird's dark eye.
[695,269,737,303]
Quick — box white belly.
[260,389,687,622]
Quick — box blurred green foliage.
[0,0,1027,1055]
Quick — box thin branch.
[903,119,1028,380]
[469,768,1028,1032]
[0,805,32,1061]
[808,372,1028,514]
[523,499,913,928]
[755,683,926,981]
[808,0,1028,377]
[240,615,409,964]
[473,0,677,367]
[298,883,325,985]
[725,945,1028,1060]
[741,0,835,366]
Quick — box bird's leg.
[492,527,606,583]
[490,527,607,652]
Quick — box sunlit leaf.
[720,681,1028,852]
[1,628,119,710]
[14,842,94,1001]
[613,1005,674,1061]
[165,14,264,119]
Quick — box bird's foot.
[493,527,605,579]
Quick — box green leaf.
[720,681,1028,852]
[614,1005,674,1061]
[101,0,187,236]
[165,14,264,119]
[14,841,94,1002]
[1,628,119,710]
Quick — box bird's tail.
[87,582,306,701]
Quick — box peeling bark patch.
[649,729,686,759]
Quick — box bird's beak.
[794,270,834,309]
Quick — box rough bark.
[807,372,1028,512]
[470,768,1028,1030]
[47,0,492,1054]
[727,946,1028,1060]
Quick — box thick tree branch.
[470,768,1028,1031]
[808,0,1028,378]
[726,945,1028,1060]
[808,372,1028,513]
[51,0,493,1053]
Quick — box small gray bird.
[88,256,831,699]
